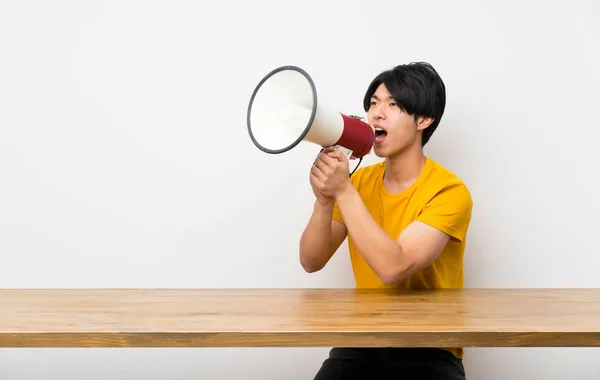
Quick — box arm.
[299,201,348,273]
[309,147,472,284]
[335,184,470,284]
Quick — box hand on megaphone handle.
[310,146,351,199]
[310,179,334,206]
[310,149,334,205]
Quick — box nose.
[369,103,386,121]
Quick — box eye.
[389,102,396,107]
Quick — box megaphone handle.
[326,145,362,177]
[334,145,354,160]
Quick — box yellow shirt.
[332,157,473,358]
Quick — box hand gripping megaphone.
[246,65,375,161]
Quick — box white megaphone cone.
[246,65,375,161]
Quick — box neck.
[383,144,427,193]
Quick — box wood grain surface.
[1,288,599,348]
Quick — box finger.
[311,163,327,182]
[329,149,348,163]
[325,151,339,161]
[314,154,333,174]
[315,147,331,163]
[309,171,320,187]
[319,151,339,166]
[315,146,334,162]
[310,170,326,192]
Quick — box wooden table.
[1,288,599,348]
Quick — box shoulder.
[422,158,472,205]
[416,159,473,242]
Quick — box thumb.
[328,149,345,161]
[336,148,348,159]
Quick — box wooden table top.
[1,288,600,348]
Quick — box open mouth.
[374,127,387,142]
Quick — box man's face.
[367,83,419,158]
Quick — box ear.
[416,115,434,131]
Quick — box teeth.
[374,127,384,132]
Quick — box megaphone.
[246,65,374,161]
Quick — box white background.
[1,0,599,379]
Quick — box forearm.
[335,185,407,282]
[299,201,335,272]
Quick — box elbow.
[373,244,417,285]
[379,272,402,285]
[301,260,324,273]
[377,262,415,285]
[379,271,407,285]
[299,254,325,273]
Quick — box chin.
[373,145,388,158]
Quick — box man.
[299,62,473,380]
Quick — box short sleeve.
[416,182,473,242]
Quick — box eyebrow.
[371,95,394,100]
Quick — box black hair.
[363,62,446,146]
